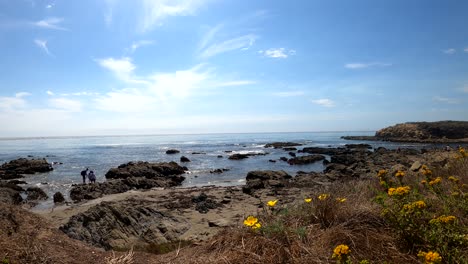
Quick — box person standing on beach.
[88,170,96,184]
[80,168,88,184]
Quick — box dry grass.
[106,248,134,264]
[181,180,418,264]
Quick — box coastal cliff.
[343,121,468,143]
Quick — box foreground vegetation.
[196,148,467,263]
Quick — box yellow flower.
[318,194,329,200]
[379,180,386,186]
[429,177,442,186]
[304,198,312,203]
[459,147,467,157]
[377,169,388,177]
[402,200,426,213]
[336,198,347,203]
[243,216,258,227]
[421,180,427,184]
[388,186,410,196]
[252,222,261,229]
[414,200,426,209]
[332,244,350,260]
[448,176,459,183]
[267,200,278,207]
[418,251,442,264]
[395,170,405,178]
[430,215,456,225]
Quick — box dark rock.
[53,192,65,203]
[60,200,190,250]
[345,144,372,149]
[279,157,288,162]
[210,169,224,174]
[242,170,291,194]
[191,152,206,155]
[264,142,303,149]
[105,161,186,180]
[288,152,296,157]
[69,177,183,202]
[217,155,223,158]
[192,193,221,213]
[300,147,347,155]
[166,149,180,154]
[208,219,230,227]
[0,158,53,180]
[228,154,249,160]
[7,180,27,185]
[26,187,48,201]
[268,160,276,163]
[224,150,233,153]
[283,147,297,151]
[180,156,190,162]
[288,155,325,165]
[0,187,23,204]
[0,182,24,192]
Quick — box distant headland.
[342,121,468,143]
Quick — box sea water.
[0,131,428,206]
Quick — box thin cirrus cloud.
[433,96,460,104]
[198,33,258,59]
[33,17,68,30]
[272,91,305,97]
[104,0,210,32]
[344,62,391,69]
[34,39,52,56]
[128,40,154,53]
[259,48,296,59]
[443,48,456,55]
[0,92,31,110]
[311,98,335,107]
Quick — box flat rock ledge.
[60,199,190,250]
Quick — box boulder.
[192,193,221,213]
[288,155,325,165]
[279,157,288,162]
[228,154,249,160]
[264,142,303,149]
[180,156,190,162]
[0,187,22,205]
[105,161,186,180]
[53,192,65,203]
[208,219,231,227]
[345,144,372,149]
[300,147,347,155]
[166,149,180,154]
[268,159,276,163]
[60,200,190,250]
[69,177,182,202]
[242,170,292,194]
[0,158,53,180]
[26,187,48,201]
[410,161,422,172]
[288,152,296,157]
[283,147,297,151]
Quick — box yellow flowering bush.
[332,244,350,262]
[418,251,442,264]
[387,186,410,196]
[336,198,347,203]
[304,198,312,203]
[429,215,456,225]
[395,170,405,178]
[428,177,442,186]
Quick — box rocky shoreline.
[0,139,465,262]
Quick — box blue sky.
[0,0,467,137]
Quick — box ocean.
[0,131,428,207]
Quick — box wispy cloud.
[344,62,391,69]
[199,33,257,58]
[259,48,296,59]
[311,98,335,107]
[46,3,55,9]
[433,96,460,104]
[464,47,468,53]
[128,40,154,53]
[216,80,256,87]
[443,48,456,55]
[95,57,147,84]
[34,39,52,56]
[46,90,54,96]
[33,17,67,30]
[273,91,305,97]
[48,98,82,112]
[138,0,209,32]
